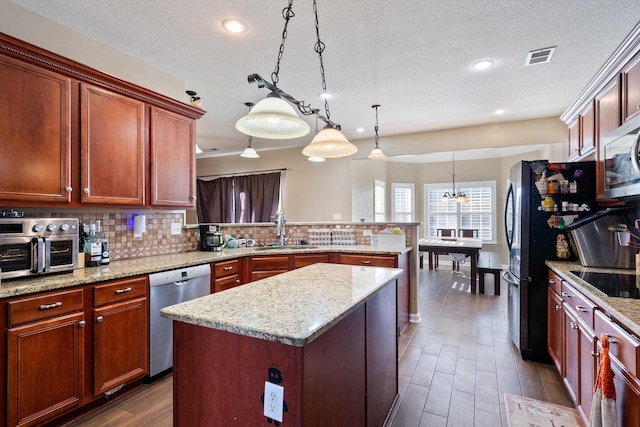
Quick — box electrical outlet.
[170,223,182,235]
[332,213,341,220]
[263,381,284,422]
[363,229,372,236]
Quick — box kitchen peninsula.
[161,263,402,426]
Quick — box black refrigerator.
[504,160,596,362]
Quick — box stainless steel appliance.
[0,217,79,280]
[504,160,596,361]
[148,264,211,378]
[603,113,640,200]
[199,224,225,251]
[568,208,635,269]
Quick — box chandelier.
[236,0,357,159]
[368,104,385,159]
[442,153,468,203]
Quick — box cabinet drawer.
[548,270,562,295]
[214,274,241,292]
[338,254,397,268]
[94,276,147,307]
[561,280,596,329]
[7,288,84,326]
[594,310,640,377]
[292,254,330,269]
[251,256,290,271]
[251,270,288,282]
[214,260,239,278]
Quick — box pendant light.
[442,153,469,203]
[239,102,260,158]
[235,1,310,139]
[306,118,325,162]
[302,0,357,159]
[368,104,385,159]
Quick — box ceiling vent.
[525,46,556,66]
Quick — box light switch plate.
[170,223,182,235]
[263,381,284,422]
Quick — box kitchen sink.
[253,245,319,251]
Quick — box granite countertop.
[160,263,403,347]
[0,245,411,299]
[547,261,640,338]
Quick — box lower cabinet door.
[7,312,85,427]
[94,297,148,396]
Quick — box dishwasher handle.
[173,279,192,286]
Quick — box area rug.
[504,393,583,427]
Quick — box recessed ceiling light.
[222,18,248,33]
[494,109,505,115]
[472,60,494,71]
[356,128,365,132]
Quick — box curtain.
[196,172,281,223]
[196,177,234,223]
[234,172,280,223]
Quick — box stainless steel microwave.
[603,114,640,200]
[0,218,79,280]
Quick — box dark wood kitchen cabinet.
[622,50,640,123]
[150,106,197,207]
[92,277,148,396]
[595,77,624,204]
[6,288,86,427]
[547,284,564,375]
[249,255,290,281]
[0,33,205,209]
[80,84,146,205]
[212,259,242,292]
[0,55,72,204]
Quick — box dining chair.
[454,229,479,270]
[435,228,456,270]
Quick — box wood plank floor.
[63,264,572,427]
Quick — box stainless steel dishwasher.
[149,264,211,378]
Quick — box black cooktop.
[569,271,640,299]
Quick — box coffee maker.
[199,224,225,251]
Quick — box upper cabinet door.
[0,56,72,203]
[623,51,640,123]
[149,106,196,207]
[80,84,146,205]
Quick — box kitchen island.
[161,263,403,426]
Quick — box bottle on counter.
[84,223,102,267]
[95,220,110,265]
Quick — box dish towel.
[590,334,617,427]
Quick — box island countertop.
[160,263,403,347]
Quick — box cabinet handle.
[555,304,561,311]
[548,279,556,284]
[96,316,104,323]
[561,292,571,297]
[223,266,233,271]
[79,320,86,328]
[66,186,72,193]
[576,305,588,312]
[637,102,640,110]
[570,321,579,330]
[115,287,132,294]
[604,333,618,344]
[39,302,62,310]
[591,351,600,358]
[361,260,372,265]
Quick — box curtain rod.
[197,168,288,179]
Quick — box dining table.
[418,237,483,293]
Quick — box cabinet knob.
[235,279,240,284]
[555,304,561,311]
[96,316,104,323]
[83,188,90,195]
[591,351,600,358]
[637,102,640,110]
[79,320,86,328]
[66,186,72,193]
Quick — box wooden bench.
[477,251,502,295]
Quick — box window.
[392,183,414,222]
[424,181,496,243]
[374,180,385,221]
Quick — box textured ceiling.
[8,0,640,158]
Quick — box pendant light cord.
[374,105,380,148]
[271,0,295,86]
[313,0,331,122]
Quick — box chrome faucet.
[274,211,286,246]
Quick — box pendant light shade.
[240,135,259,158]
[302,126,358,158]
[235,92,310,139]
